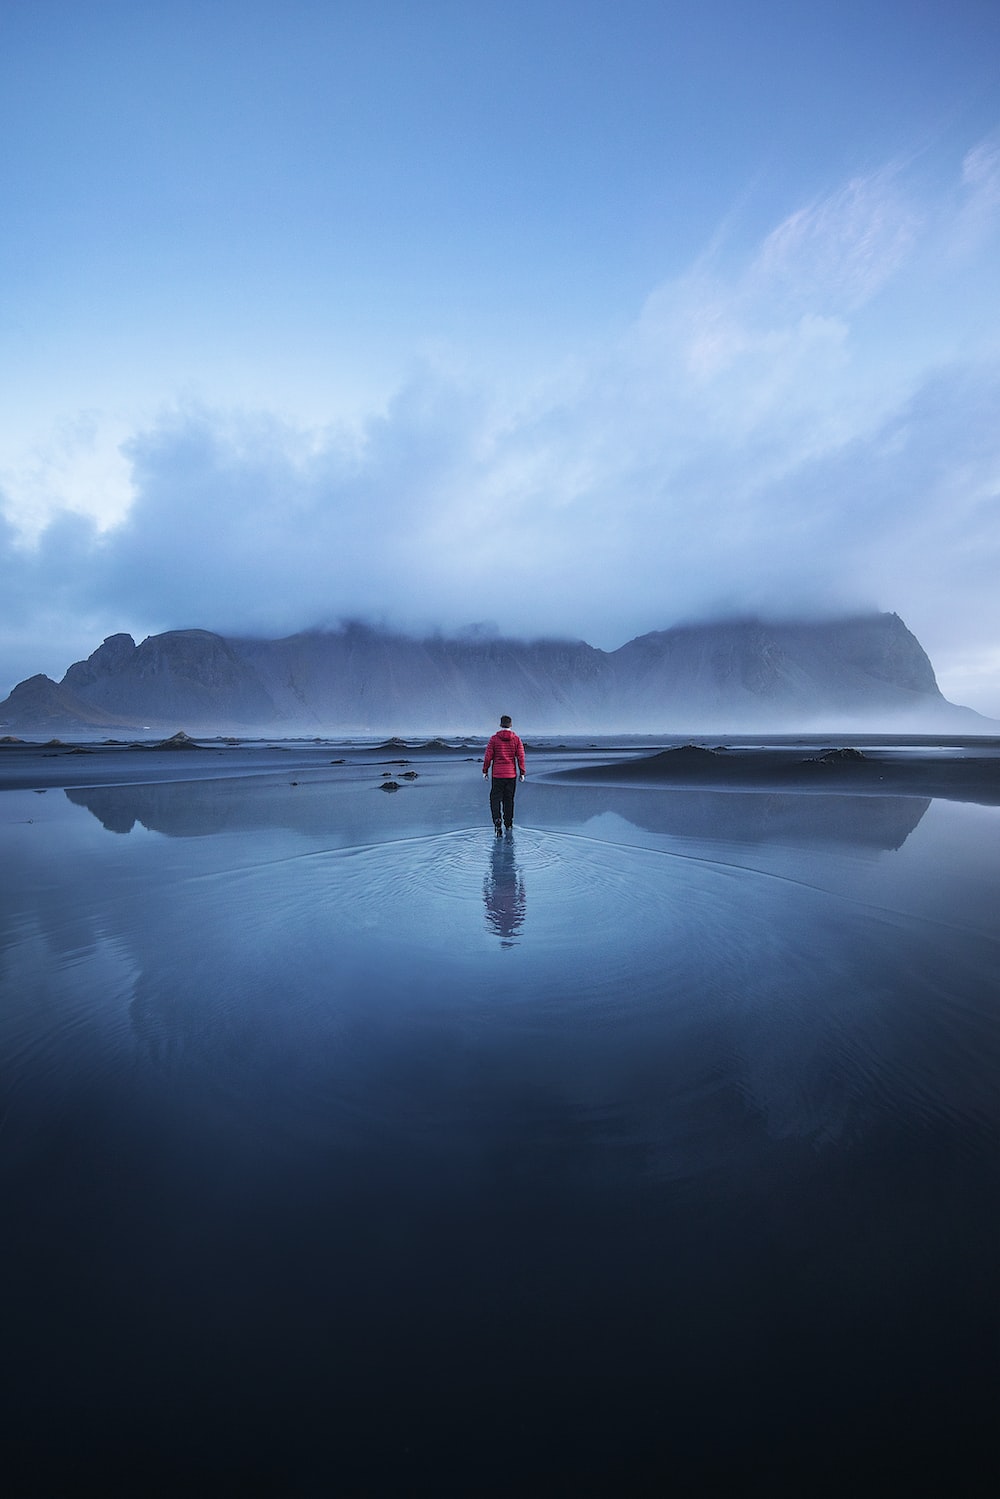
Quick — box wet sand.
[2,732,998,1497]
[2,731,999,802]
[0,736,436,791]
[553,737,1000,804]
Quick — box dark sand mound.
[371,737,467,753]
[554,742,1000,805]
[807,746,870,763]
[150,731,200,750]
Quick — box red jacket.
[483,729,525,778]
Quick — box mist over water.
[2,749,997,1496]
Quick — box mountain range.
[0,613,988,735]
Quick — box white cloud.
[961,133,1000,203]
[0,413,134,542]
[952,131,1000,261]
[750,167,920,313]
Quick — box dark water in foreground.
[1,754,997,1496]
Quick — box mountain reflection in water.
[66,775,930,852]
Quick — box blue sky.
[2,0,999,713]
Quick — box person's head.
[500,715,512,728]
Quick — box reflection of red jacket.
[483,729,525,778]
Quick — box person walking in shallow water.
[483,715,525,834]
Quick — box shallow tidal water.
[1,753,997,1496]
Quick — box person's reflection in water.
[483,836,526,947]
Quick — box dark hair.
[500,715,512,727]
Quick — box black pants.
[490,776,517,828]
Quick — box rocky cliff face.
[0,674,134,733]
[238,625,611,730]
[62,630,279,724]
[0,612,981,735]
[609,615,944,721]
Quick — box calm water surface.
[1,759,997,1496]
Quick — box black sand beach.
[3,730,999,800]
[552,734,1000,803]
[1,732,997,1497]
